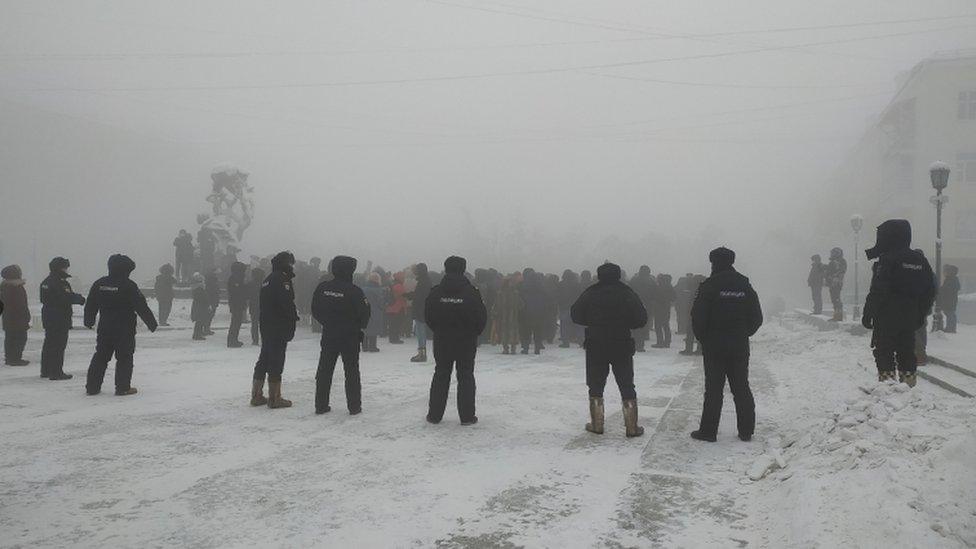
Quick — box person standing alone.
[1,265,31,367]
[312,255,370,415]
[861,220,936,386]
[571,262,648,437]
[84,255,158,396]
[690,248,763,442]
[39,257,86,379]
[250,252,300,409]
[425,256,487,426]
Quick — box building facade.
[825,52,976,293]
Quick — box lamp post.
[850,214,863,320]
[929,161,950,332]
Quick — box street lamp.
[850,214,863,320]
[929,161,950,332]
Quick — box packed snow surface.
[1,310,973,548]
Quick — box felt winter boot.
[878,370,897,382]
[585,397,605,434]
[115,387,138,396]
[623,399,644,438]
[410,349,427,363]
[899,371,917,388]
[267,380,292,409]
[250,378,268,406]
[690,430,717,442]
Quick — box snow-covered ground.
[1,308,974,548]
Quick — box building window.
[958,153,976,184]
[960,90,976,120]
[958,210,976,240]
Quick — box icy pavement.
[1,314,974,548]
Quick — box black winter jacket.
[259,269,299,342]
[691,267,762,354]
[424,273,487,342]
[40,272,85,331]
[571,264,647,341]
[311,258,370,342]
[84,258,157,335]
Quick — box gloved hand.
[861,315,873,330]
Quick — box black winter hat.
[708,247,735,269]
[271,251,296,270]
[330,255,357,281]
[444,256,467,275]
[865,219,911,260]
[596,262,621,282]
[49,257,70,272]
[107,254,136,276]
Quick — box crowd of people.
[0,218,957,442]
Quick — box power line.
[20,22,972,93]
[3,12,973,62]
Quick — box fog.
[2,0,974,302]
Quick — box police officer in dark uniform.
[311,255,370,415]
[40,257,86,380]
[251,251,300,409]
[690,247,762,442]
[862,220,936,386]
[84,254,158,396]
[226,261,248,348]
[571,262,648,437]
[424,256,487,426]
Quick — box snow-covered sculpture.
[198,164,254,261]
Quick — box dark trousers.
[810,286,823,314]
[315,338,362,412]
[253,337,288,382]
[158,298,173,325]
[584,338,637,400]
[698,349,755,438]
[193,321,207,339]
[654,313,672,346]
[4,329,28,362]
[945,310,957,333]
[428,337,477,422]
[41,328,69,377]
[228,308,244,345]
[86,330,136,394]
[872,330,916,373]
[829,285,843,314]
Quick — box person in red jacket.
[386,271,407,344]
[1,265,31,366]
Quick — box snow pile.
[753,380,976,547]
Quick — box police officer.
[251,251,300,409]
[39,257,86,380]
[311,255,370,415]
[862,220,936,386]
[84,254,158,396]
[424,256,487,426]
[571,262,648,437]
[226,261,248,348]
[690,248,762,442]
